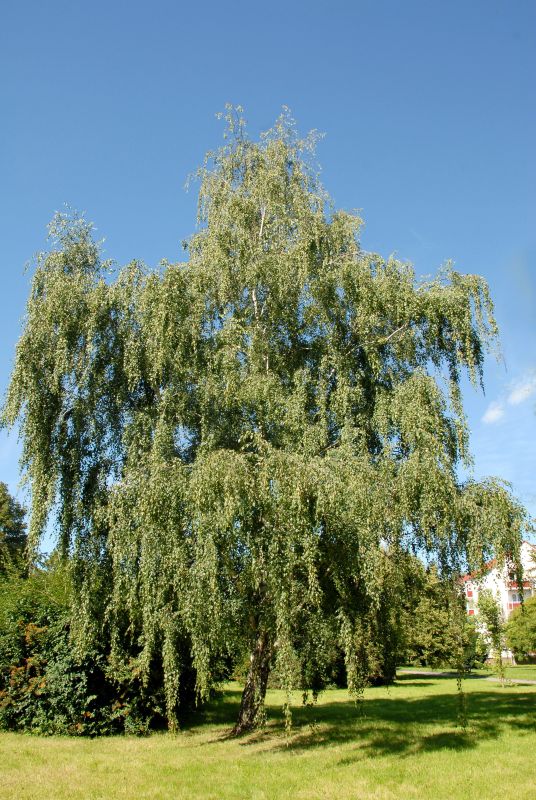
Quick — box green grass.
[500,664,536,682]
[1,675,535,800]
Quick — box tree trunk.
[232,629,272,735]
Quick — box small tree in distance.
[2,108,528,734]
[478,589,507,679]
[0,482,27,577]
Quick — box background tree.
[2,109,528,733]
[400,561,486,669]
[506,597,536,663]
[0,482,27,577]
[477,589,506,678]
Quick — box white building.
[463,540,536,620]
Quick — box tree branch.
[251,287,259,319]
[258,206,266,241]
[379,322,410,345]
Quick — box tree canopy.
[2,109,528,732]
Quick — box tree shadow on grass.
[179,687,243,732]
[387,680,436,687]
[186,682,536,758]
[277,688,536,760]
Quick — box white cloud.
[507,375,536,406]
[482,401,505,424]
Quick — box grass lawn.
[1,675,535,800]
[501,664,536,682]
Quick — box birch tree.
[3,108,527,733]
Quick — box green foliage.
[462,617,490,669]
[0,483,27,577]
[477,589,505,658]
[0,561,184,735]
[477,589,507,680]
[403,567,458,667]
[399,562,484,670]
[2,107,529,729]
[0,561,78,733]
[506,596,536,661]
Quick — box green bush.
[0,561,183,735]
[506,596,536,662]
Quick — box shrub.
[0,560,179,735]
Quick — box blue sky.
[1,0,535,533]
